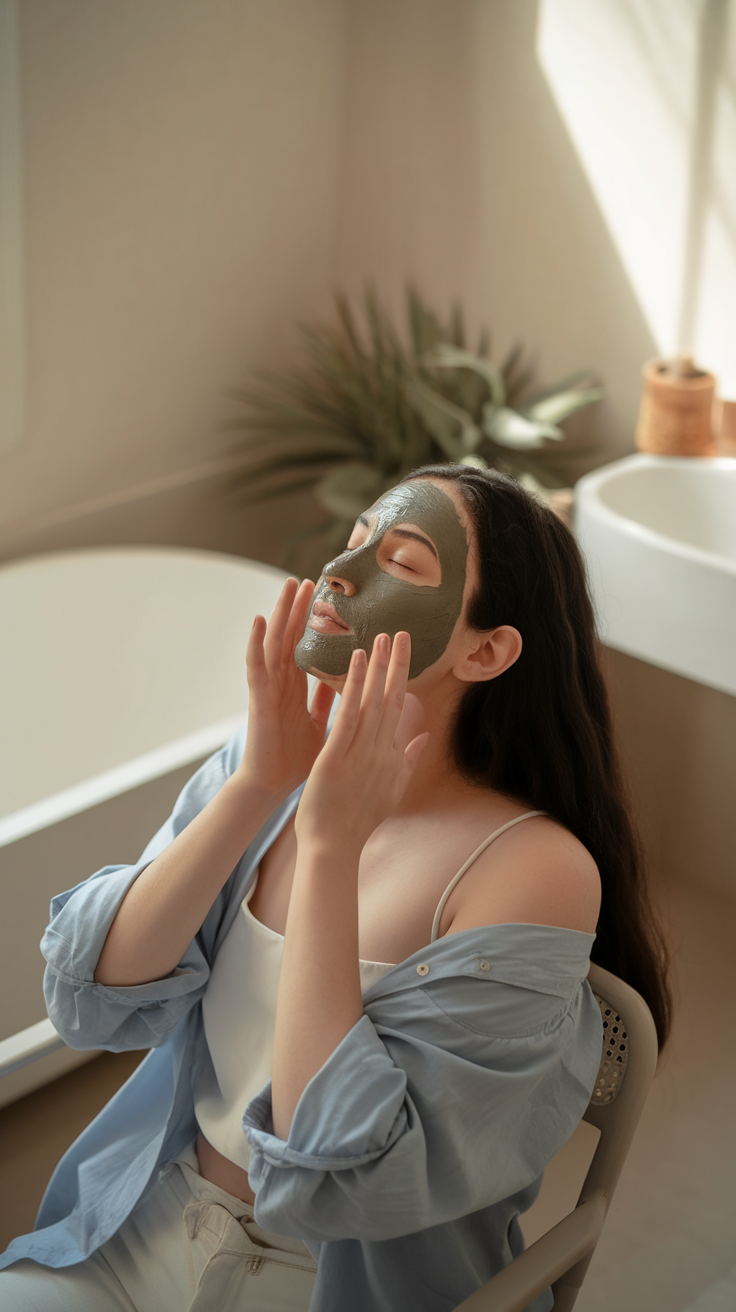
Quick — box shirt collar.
[360,922,596,1002]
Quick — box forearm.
[271,838,364,1140]
[94,773,286,987]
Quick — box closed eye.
[345,518,442,585]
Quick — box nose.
[324,545,361,596]
[327,574,356,597]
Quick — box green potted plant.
[228,286,603,567]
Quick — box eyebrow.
[357,514,439,562]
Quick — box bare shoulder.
[444,813,601,937]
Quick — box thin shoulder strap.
[430,811,546,943]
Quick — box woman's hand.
[238,578,336,799]
[295,632,429,854]
[272,631,428,1137]
[96,577,332,989]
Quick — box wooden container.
[635,358,716,456]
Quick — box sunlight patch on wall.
[538,0,736,397]
[696,3,736,393]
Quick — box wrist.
[235,749,307,803]
[226,768,293,813]
[294,827,366,868]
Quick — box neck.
[397,677,473,812]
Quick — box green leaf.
[500,342,535,406]
[406,379,480,459]
[524,386,604,425]
[482,405,564,449]
[422,344,506,406]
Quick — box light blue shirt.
[0,727,603,1312]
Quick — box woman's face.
[294,478,472,681]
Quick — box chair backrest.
[452,962,659,1312]
[551,961,659,1310]
[581,962,659,1194]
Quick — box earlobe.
[455,626,523,684]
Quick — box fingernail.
[399,633,409,651]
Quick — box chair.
[451,962,659,1312]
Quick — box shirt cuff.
[243,1014,409,1173]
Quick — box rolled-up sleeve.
[243,978,603,1244]
[41,744,234,1052]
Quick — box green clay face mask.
[295,480,468,679]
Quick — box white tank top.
[193,810,543,1169]
[193,874,396,1170]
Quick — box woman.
[0,465,670,1312]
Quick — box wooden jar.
[635,358,716,457]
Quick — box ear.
[453,625,522,684]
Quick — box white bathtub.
[0,546,289,1107]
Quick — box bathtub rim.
[0,713,247,849]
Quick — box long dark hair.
[403,464,672,1050]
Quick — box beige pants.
[0,1143,317,1311]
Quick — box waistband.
[161,1140,315,1261]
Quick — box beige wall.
[604,649,736,903]
[1,0,661,556]
[2,0,347,537]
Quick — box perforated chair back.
[451,962,659,1312]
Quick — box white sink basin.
[574,454,736,697]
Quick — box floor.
[1,877,734,1311]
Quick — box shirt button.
[478,959,491,972]
[416,963,430,976]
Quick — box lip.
[308,599,354,636]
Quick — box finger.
[264,577,299,670]
[309,679,336,737]
[392,691,426,755]
[327,648,367,748]
[375,632,412,752]
[245,614,268,689]
[357,633,391,741]
[283,578,314,661]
